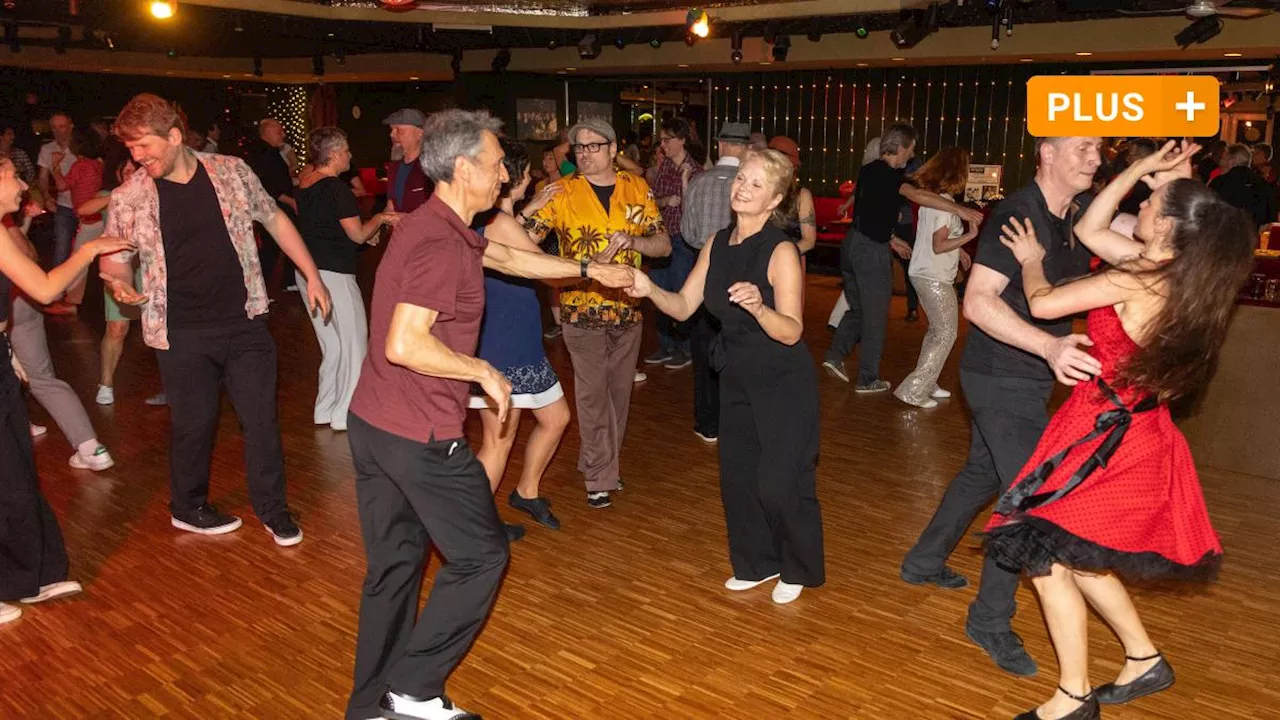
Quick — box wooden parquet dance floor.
[4,272,1277,719]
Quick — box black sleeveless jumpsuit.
[704,222,825,587]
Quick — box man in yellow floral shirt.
[523,118,669,508]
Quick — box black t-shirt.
[961,182,1094,380]
[589,181,615,213]
[297,176,362,275]
[248,144,294,213]
[156,163,249,328]
[853,159,907,243]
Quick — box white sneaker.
[0,602,21,624]
[69,446,115,471]
[379,692,480,720]
[772,580,804,604]
[634,371,647,383]
[145,393,167,406]
[724,573,780,591]
[95,385,115,405]
[900,396,939,409]
[931,387,952,399]
[20,580,83,604]
[29,424,47,438]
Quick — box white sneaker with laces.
[95,385,115,405]
[379,692,479,720]
[0,602,21,624]
[724,573,780,591]
[20,580,83,604]
[931,387,952,399]
[69,446,115,471]
[772,580,804,604]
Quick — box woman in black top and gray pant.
[0,156,133,624]
[294,127,398,432]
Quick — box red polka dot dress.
[985,306,1223,582]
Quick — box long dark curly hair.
[1114,178,1255,404]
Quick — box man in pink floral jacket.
[102,93,331,546]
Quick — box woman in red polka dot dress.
[984,141,1255,720]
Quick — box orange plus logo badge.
[1027,76,1220,138]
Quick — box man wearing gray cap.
[677,120,752,442]
[384,108,431,214]
[523,117,670,509]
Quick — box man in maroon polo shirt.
[344,109,633,720]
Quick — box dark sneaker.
[543,325,562,340]
[906,310,920,322]
[855,379,892,393]
[172,504,242,535]
[900,564,969,589]
[379,691,480,720]
[822,360,850,383]
[586,491,611,509]
[264,513,303,547]
[966,625,1039,677]
[504,523,526,542]
[694,430,718,444]
[663,350,691,369]
[509,491,561,530]
[644,349,673,365]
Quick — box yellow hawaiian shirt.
[526,170,664,329]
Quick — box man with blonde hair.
[101,93,331,545]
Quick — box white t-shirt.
[37,140,77,208]
[908,194,965,284]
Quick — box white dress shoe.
[724,573,780,591]
[772,580,804,604]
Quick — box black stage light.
[578,33,601,60]
[1175,16,1222,49]
[771,34,790,62]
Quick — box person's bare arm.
[482,240,634,289]
[485,212,545,254]
[796,189,817,254]
[902,183,983,224]
[385,303,512,422]
[933,220,979,254]
[36,166,55,210]
[963,264,1103,385]
[338,212,395,245]
[623,236,712,322]
[262,209,331,319]
[0,226,132,304]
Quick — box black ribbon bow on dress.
[995,379,1158,516]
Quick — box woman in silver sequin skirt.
[895,148,979,409]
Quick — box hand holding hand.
[727,281,765,317]
[1043,333,1102,386]
[588,262,635,289]
[622,268,654,298]
[1138,140,1199,190]
[11,353,28,384]
[889,237,912,260]
[998,217,1045,267]
[957,205,984,224]
[959,248,972,272]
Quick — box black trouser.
[0,334,70,602]
[901,370,1054,633]
[825,230,893,386]
[155,318,288,521]
[257,205,296,291]
[718,355,824,587]
[689,307,720,437]
[896,253,919,313]
[345,413,509,720]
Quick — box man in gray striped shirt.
[679,121,751,442]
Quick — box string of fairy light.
[267,85,310,163]
[710,66,1039,194]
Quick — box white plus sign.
[1175,91,1206,122]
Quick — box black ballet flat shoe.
[1014,686,1100,720]
[1096,652,1175,705]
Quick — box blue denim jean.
[652,234,695,354]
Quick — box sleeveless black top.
[704,221,810,375]
[0,270,11,325]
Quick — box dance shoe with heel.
[1095,652,1174,705]
[1015,686,1100,720]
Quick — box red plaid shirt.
[651,154,701,239]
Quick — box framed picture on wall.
[966,164,1004,203]
[577,101,612,126]
[517,99,559,141]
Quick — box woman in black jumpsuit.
[0,157,131,623]
[628,149,824,604]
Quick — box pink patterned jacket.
[104,152,280,350]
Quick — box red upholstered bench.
[813,195,850,245]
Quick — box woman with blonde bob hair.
[627,149,825,605]
[894,146,979,408]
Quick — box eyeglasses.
[571,141,611,154]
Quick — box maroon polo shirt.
[350,193,488,443]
